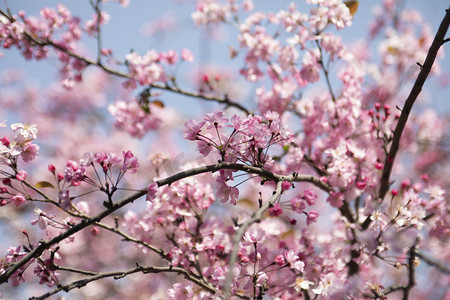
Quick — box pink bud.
[0,137,9,147]
[356,181,367,190]
[401,179,411,189]
[16,170,28,181]
[274,255,285,266]
[48,164,56,173]
[391,189,398,196]
[281,181,292,191]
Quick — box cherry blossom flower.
[11,123,38,145]
[15,170,28,181]
[306,211,319,225]
[216,177,239,205]
[11,193,26,207]
[121,150,139,174]
[146,182,158,202]
[284,249,304,272]
[180,48,194,62]
[243,229,265,245]
[183,119,205,141]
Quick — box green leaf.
[35,181,55,189]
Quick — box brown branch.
[362,7,450,230]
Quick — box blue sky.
[1,0,448,101]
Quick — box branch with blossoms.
[362,6,450,230]
[0,112,332,297]
[1,0,449,299]
[30,265,220,300]
[0,7,251,115]
[0,150,331,288]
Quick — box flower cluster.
[184,111,294,167]
[49,151,139,209]
[122,48,194,90]
[0,123,39,165]
[108,99,163,138]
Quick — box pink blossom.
[183,119,205,140]
[121,150,139,174]
[191,2,228,26]
[284,249,304,272]
[303,189,317,205]
[216,178,239,205]
[15,170,28,181]
[48,164,56,173]
[204,111,228,129]
[146,182,158,202]
[290,196,306,213]
[306,210,319,225]
[11,123,38,145]
[0,137,10,147]
[243,229,265,245]
[164,50,178,65]
[274,254,285,266]
[31,208,48,230]
[20,142,39,162]
[299,49,321,83]
[11,193,26,207]
[281,181,292,191]
[269,203,283,216]
[327,192,344,208]
[108,100,162,138]
[180,48,194,62]
[167,282,193,300]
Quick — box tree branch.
[362,7,450,230]
[29,265,217,300]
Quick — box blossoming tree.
[0,0,449,299]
